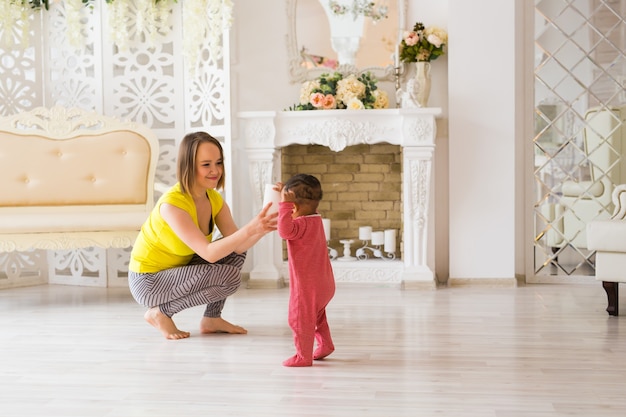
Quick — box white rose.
[346,97,364,110]
[424,26,448,46]
[299,80,320,105]
[427,34,442,48]
[372,90,389,109]
[336,75,366,104]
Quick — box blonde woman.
[129,132,277,340]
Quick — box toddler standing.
[275,174,335,367]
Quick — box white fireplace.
[238,108,441,289]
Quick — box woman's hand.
[256,202,278,234]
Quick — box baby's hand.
[281,188,296,203]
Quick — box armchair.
[587,184,626,315]
[545,105,626,250]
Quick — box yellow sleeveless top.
[129,183,224,273]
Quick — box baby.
[275,174,336,367]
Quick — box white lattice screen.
[0,1,231,288]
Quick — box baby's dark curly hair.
[284,174,323,203]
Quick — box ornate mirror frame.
[286,0,407,83]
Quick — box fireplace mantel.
[238,108,441,289]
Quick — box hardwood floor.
[1,282,625,416]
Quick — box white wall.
[229,1,296,273]
[448,0,521,281]
[230,0,454,278]
[403,1,450,283]
[231,0,524,282]
[231,2,297,113]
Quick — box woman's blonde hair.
[177,132,225,194]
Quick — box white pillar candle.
[262,183,281,215]
[395,43,400,67]
[371,231,384,246]
[359,226,372,241]
[384,229,397,253]
[322,218,331,241]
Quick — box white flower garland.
[0,1,90,50]
[65,0,86,48]
[107,0,131,51]
[183,0,234,72]
[108,0,174,51]
[0,0,234,74]
[0,1,31,49]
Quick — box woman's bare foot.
[200,317,247,334]
[144,307,190,340]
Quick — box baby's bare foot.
[200,317,247,334]
[144,307,190,340]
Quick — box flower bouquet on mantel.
[397,22,448,108]
[287,72,389,111]
[399,22,448,63]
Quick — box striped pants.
[128,252,246,318]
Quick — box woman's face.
[194,141,223,191]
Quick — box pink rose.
[310,92,325,108]
[404,31,418,46]
[322,94,336,109]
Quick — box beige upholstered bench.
[0,106,159,287]
[587,184,626,316]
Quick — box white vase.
[397,61,432,108]
[411,61,431,107]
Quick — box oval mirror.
[287,0,405,83]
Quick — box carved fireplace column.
[400,115,437,289]
[240,114,285,288]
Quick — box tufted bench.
[587,184,626,316]
[0,106,159,288]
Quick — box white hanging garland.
[182,0,233,71]
[0,1,32,49]
[0,0,233,71]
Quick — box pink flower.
[310,92,325,108]
[322,94,337,109]
[404,31,419,46]
[323,58,338,69]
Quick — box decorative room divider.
[0,1,231,288]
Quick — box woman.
[128,131,277,340]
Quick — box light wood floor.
[1,282,625,417]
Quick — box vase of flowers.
[411,61,431,108]
[398,22,448,108]
[288,71,389,111]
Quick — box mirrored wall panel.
[534,0,626,278]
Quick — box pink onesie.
[277,202,335,367]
